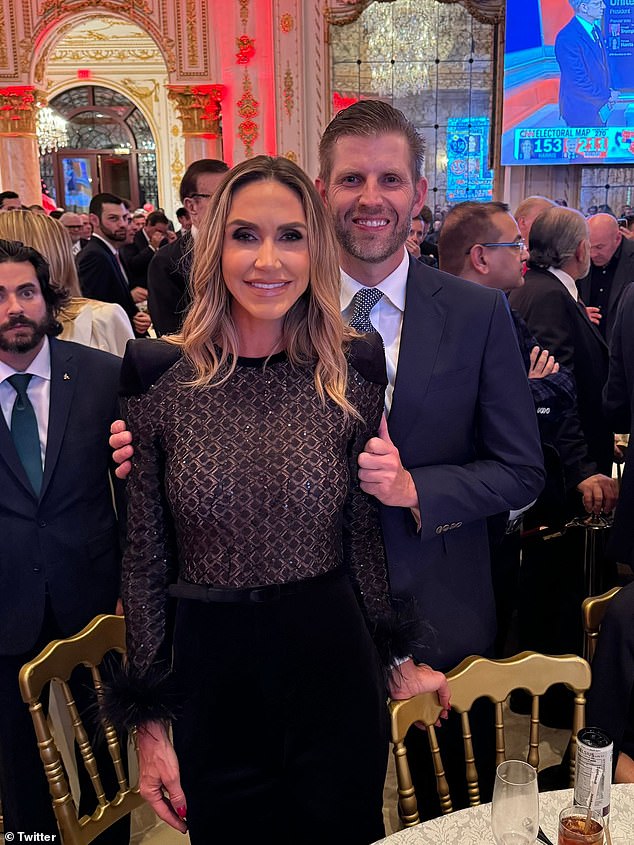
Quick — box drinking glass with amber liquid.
[491,760,539,845]
[558,807,604,845]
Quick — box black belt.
[168,566,344,604]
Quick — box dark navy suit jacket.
[381,258,544,671]
[0,338,123,655]
[555,16,611,126]
[77,236,139,331]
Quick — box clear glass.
[557,806,604,845]
[491,760,539,845]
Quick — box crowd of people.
[0,100,632,842]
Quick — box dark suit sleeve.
[121,241,155,280]
[410,292,545,534]
[604,284,633,433]
[147,247,189,336]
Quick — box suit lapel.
[388,259,446,445]
[575,297,608,351]
[41,338,77,499]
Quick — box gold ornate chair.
[581,586,622,662]
[389,651,592,827]
[18,614,142,844]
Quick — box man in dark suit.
[316,101,544,814]
[0,241,127,838]
[147,159,228,336]
[120,209,172,290]
[438,201,577,655]
[509,207,618,720]
[555,0,618,127]
[77,192,151,336]
[577,213,634,343]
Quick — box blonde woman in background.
[0,210,133,356]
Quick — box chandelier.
[36,106,69,155]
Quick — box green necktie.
[7,373,43,494]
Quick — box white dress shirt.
[548,266,579,301]
[0,338,51,467]
[340,249,409,414]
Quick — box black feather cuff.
[369,598,435,670]
[100,661,181,732]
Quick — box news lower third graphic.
[502,0,634,166]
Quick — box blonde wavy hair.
[0,209,82,299]
[167,155,358,418]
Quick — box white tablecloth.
[373,784,634,844]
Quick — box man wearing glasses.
[59,211,84,255]
[438,201,577,655]
[147,158,228,336]
[555,0,619,127]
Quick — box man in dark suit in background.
[77,192,151,337]
[555,0,618,127]
[0,241,127,839]
[577,213,634,343]
[147,159,228,336]
[438,200,577,655]
[510,207,618,722]
[121,209,172,290]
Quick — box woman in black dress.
[108,156,449,843]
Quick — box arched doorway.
[40,85,158,213]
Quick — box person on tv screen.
[555,0,619,127]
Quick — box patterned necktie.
[348,288,384,334]
[7,373,43,494]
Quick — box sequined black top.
[119,336,398,681]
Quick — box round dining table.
[373,784,634,844]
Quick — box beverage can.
[574,727,612,817]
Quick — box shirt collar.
[548,266,579,301]
[340,249,409,312]
[0,336,52,383]
[91,232,119,256]
[576,16,598,38]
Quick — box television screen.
[502,0,634,166]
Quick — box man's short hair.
[568,0,584,12]
[318,100,425,186]
[145,211,169,227]
[0,239,69,317]
[179,159,229,202]
[438,201,510,276]
[529,207,588,270]
[176,207,189,220]
[420,205,433,227]
[514,195,556,221]
[89,193,124,218]
[0,191,20,209]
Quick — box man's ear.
[469,244,489,276]
[89,212,100,230]
[412,177,428,217]
[314,177,328,206]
